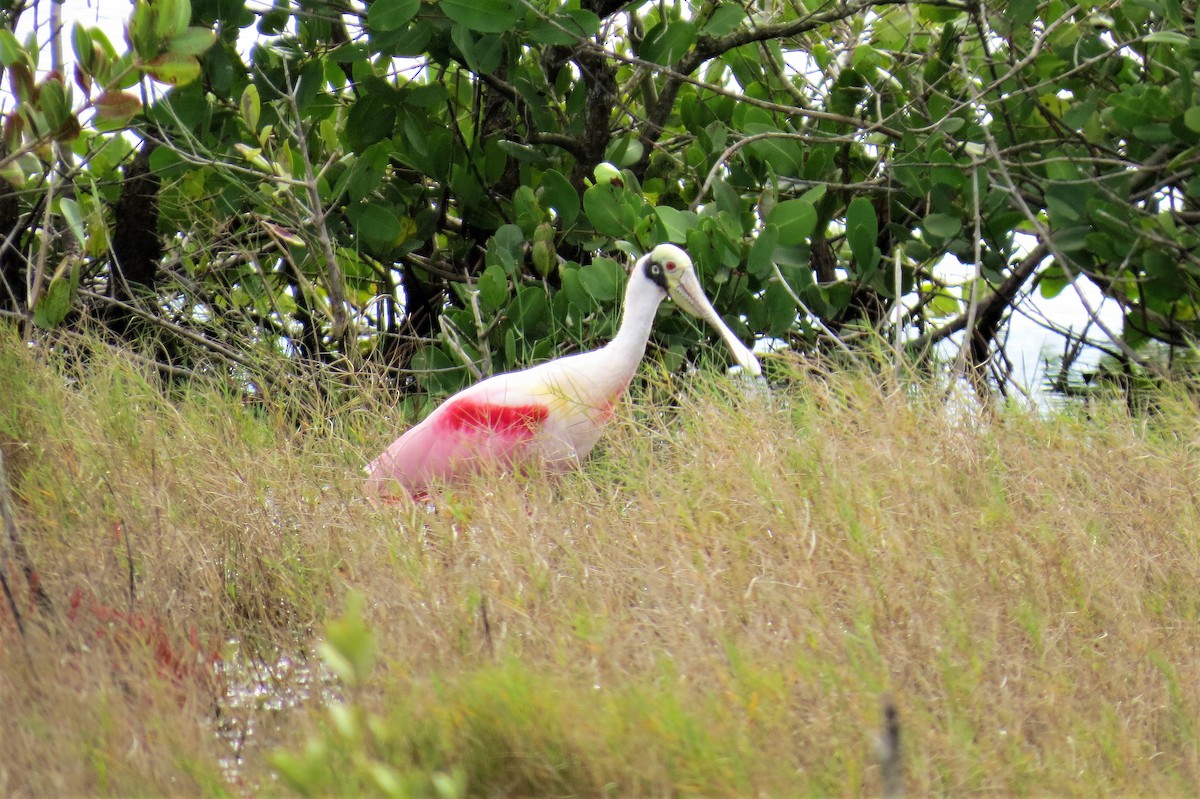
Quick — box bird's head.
[636,243,762,376]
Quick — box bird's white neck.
[610,267,665,354]
[587,267,665,399]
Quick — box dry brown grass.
[2,331,1199,797]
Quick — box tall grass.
[1,327,1198,796]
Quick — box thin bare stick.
[770,262,857,358]
[0,450,26,635]
[691,132,814,213]
[439,315,484,380]
[0,449,49,620]
[877,696,903,799]
[959,51,1167,379]
[479,593,495,658]
[950,161,985,381]
[277,62,353,350]
[99,475,137,613]
[466,282,493,378]
[24,159,57,340]
[892,249,903,378]
[77,289,269,375]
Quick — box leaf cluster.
[2,0,1199,401]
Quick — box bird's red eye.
[665,261,677,271]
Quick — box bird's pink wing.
[365,382,551,500]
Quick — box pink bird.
[365,243,761,502]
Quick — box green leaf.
[767,199,817,246]
[268,751,324,795]
[369,763,406,797]
[94,90,142,120]
[583,182,637,239]
[412,345,465,394]
[922,213,962,240]
[450,26,503,75]
[486,224,525,274]
[604,137,644,168]
[368,0,420,32]
[0,159,24,188]
[153,0,192,42]
[348,203,403,251]
[476,263,509,311]
[509,285,551,338]
[320,592,375,686]
[846,197,877,271]
[654,205,696,244]
[532,238,555,278]
[504,326,517,365]
[345,91,398,151]
[1003,0,1038,30]
[166,27,216,57]
[1185,107,1200,133]
[560,264,588,310]
[495,139,549,165]
[539,169,579,226]
[39,79,69,131]
[801,184,827,206]
[637,20,696,64]
[1052,225,1090,253]
[1045,183,1086,224]
[922,281,961,319]
[1131,123,1174,143]
[59,198,86,248]
[439,0,517,34]
[1143,31,1190,46]
[512,185,540,236]
[701,5,747,37]
[711,179,742,223]
[528,9,601,45]
[1039,263,1068,299]
[338,143,389,202]
[239,83,260,131]
[258,4,289,35]
[382,19,435,56]
[763,281,797,336]
[578,256,623,302]
[748,225,779,279]
[0,29,23,67]
[71,24,94,72]
[145,53,202,86]
[33,272,75,329]
[742,123,802,176]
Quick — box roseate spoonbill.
[365,243,760,502]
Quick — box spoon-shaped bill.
[669,269,762,376]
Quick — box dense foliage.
[1,0,1198,398]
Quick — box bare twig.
[465,281,494,378]
[479,592,495,658]
[951,161,985,383]
[912,243,1050,352]
[892,249,903,378]
[99,475,137,613]
[770,261,857,358]
[438,315,484,380]
[691,131,825,213]
[876,696,903,799]
[24,151,57,339]
[955,52,1168,380]
[0,448,50,626]
[77,289,269,375]
[0,449,26,635]
[276,62,353,350]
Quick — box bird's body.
[365,244,759,502]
